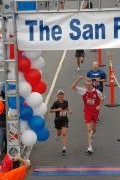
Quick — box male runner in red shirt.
[71,76,104,154]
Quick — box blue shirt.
[87,69,107,92]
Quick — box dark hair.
[1,90,5,100]
[12,160,20,169]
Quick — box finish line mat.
[34,165,120,176]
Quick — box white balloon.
[20,120,29,133]
[33,102,48,116]
[18,72,25,82]
[39,69,42,76]
[19,81,32,98]
[32,57,45,70]
[24,51,42,61]
[21,129,37,146]
[26,92,43,108]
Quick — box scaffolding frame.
[1,0,20,158]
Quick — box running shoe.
[77,67,80,71]
[62,147,67,154]
[87,146,93,154]
[117,138,120,142]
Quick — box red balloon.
[24,68,41,86]
[10,47,23,60]
[32,80,47,94]
[18,56,31,73]
[18,50,23,58]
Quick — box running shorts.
[84,111,99,123]
[54,118,68,129]
[75,50,84,58]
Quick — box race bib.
[87,98,95,105]
[60,111,67,117]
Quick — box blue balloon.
[37,128,50,142]
[20,96,25,105]
[20,104,33,120]
[8,96,25,109]
[28,115,45,133]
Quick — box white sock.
[63,146,66,150]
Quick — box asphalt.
[26,47,120,180]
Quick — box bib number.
[60,111,67,117]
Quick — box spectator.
[80,0,93,9]
[0,93,6,162]
[0,154,31,180]
[59,1,65,9]
[45,1,65,9]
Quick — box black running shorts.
[54,118,68,129]
[75,50,84,58]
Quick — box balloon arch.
[7,48,50,147]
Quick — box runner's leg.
[61,127,68,147]
[86,122,93,148]
[55,129,61,140]
[76,57,81,70]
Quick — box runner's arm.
[71,76,86,96]
[71,76,83,91]
[49,102,62,113]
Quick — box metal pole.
[78,0,80,10]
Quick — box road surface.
[18,1,120,179]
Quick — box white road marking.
[45,50,67,105]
